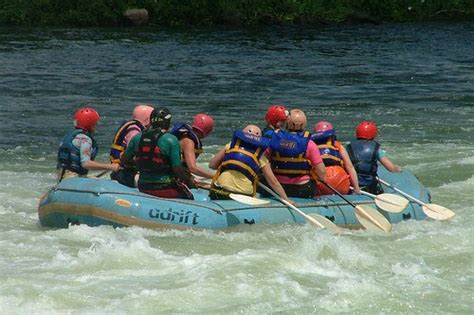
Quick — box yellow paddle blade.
[229,193,271,206]
[307,214,343,233]
[355,205,392,232]
[374,193,410,213]
[423,203,455,221]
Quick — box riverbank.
[1,0,473,27]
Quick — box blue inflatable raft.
[38,168,430,230]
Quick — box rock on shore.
[123,9,149,26]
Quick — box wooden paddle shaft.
[321,181,357,207]
[356,189,376,198]
[95,171,110,178]
[378,178,426,205]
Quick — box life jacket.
[57,129,98,176]
[134,129,171,175]
[269,130,312,177]
[346,139,380,187]
[169,123,203,158]
[311,131,343,167]
[214,130,270,194]
[109,119,144,163]
[262,126,275,139]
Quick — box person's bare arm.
[82,160,120,172]
[181,138,215,179]
[380,156,401,173]
[262,164,293,204]
[313,163,326,182]
[208,145,227,170]
[339,146,360,193]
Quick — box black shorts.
[110,169,136,188]
[281,180,316,199]
[361,182,384,195]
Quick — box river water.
[0,23,473,313]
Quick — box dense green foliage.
[0,0,473,26]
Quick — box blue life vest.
[262,126,275,139]
[109,119,144,163]
[57,129,98,176]
[216,130,269,191]
[346,139,380,187]
[269,130,312,177]
[169,123,203,157]
[311,131,343,167]
[135,129,171,175]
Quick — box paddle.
[228,193,270,205]
[321,181,392,232]
[195,181,271,205]
[377,178,455,221]
[258,182,341,232]
[351,187,409,213]
[94,171,110,178]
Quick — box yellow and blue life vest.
[109,119,144,163]
[311,131,343,167]
[215,130,270,191]
[169,123,203,158]
[57,129,98,175]
[269,130,312,177]
[262,126,275,139]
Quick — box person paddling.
[208,124,291,203]
[266,109,326,198]
[262,105,289,138]
[121,107,196,199]
[109,104,154,187]
[169,113,215,179]
[56,107,119,182]
[311,121,360,195]
[346,121,401,194]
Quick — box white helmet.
[243,124,262,137]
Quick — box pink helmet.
[133,104,154,127]
[314,121,334,134]
[192,113,214,137]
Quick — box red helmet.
[356,121,378,140]
[265,105,288,127]
[192,113,214,137]
[74,107,100,131]
[314,121,334,134]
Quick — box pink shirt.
[268,140,323,184]
[123,128,141,147]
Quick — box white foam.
[458,156,474,165]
